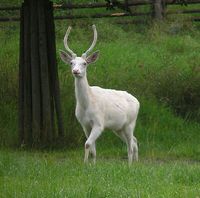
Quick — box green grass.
[0,150,200,198]
[0,4,200,197]
[1,20,200,151]
[56,21,200,160]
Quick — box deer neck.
[74,74,91,108]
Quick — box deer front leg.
[83,125,96,163]
[84,125,102,164]
[90,143,96,164]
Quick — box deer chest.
[75,105,93,127]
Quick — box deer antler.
[64,26,77,58]
[82,25,97,59]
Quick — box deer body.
[60,25,139,165]
[76,82,139,132]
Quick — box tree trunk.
[30,0,41,144]
[19,0,64,147]
[152,0,165,20]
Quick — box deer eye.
[83,62,87,66]
[70,62,73,66]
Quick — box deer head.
[60,25,99,78]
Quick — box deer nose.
[72,69,80,74]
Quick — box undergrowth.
[0,18,200,160]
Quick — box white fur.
[74,69,140,165]
[60,25,140,165]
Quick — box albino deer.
[60,25,140,165]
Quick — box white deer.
[60,25,140,165]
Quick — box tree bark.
[45,1,64,138]
[19,0,64,147]
[38,0,53,144]
[152,0,164,20]
[23,0,32,145]
[19,3,24,145]
[30,0,41,145]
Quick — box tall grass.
[0,19,200,159]
[0,3,200,197]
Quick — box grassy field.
[0,1,200,197]
[0,150,200,198]
[1,20,200,149]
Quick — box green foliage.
[0,17,200,197]
[0,2,200,197]
[48,21,199,158]
[0,19,200,160]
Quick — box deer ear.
[86,51,99,64]
[59,50,72,64]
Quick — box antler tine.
[82,25,97,58]
[64,26,77,58]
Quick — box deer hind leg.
[132,136,138,162]
[130,121,138,162]
[124,122,138,165]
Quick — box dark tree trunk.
[23,0,32,144]
[19,0,64,147]
[30,0,41,144]
[152,0,165,20]
[45,1,64,138]
[38,0,53,143]
[19,3,25,144]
